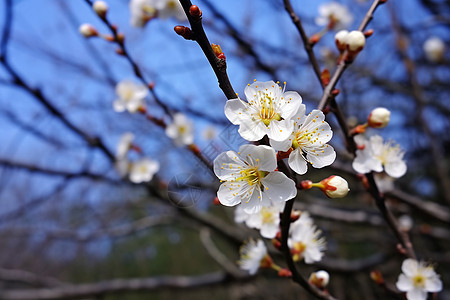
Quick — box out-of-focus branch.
[0,268,63,287]
[0,272,230,300]
[178,0,236,100]
[388,4,450,204]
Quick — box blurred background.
[0,0,449,299]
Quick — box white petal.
[396,274,413,291]
[425,276,442,292]
[213,151,245,180]
[384,160,407,178]
[406,288,427,300]
[224,98,247,125]
[402,259,419,277]
[238,144,277,172]
[288,148,308,175]
[217,182,245,207]
[241,187,264,214]
[306,145,336,168]
[267,119,293,141]
[279,92,302,120]
[269,134,293,152]
[113,100,126,112]
[261,172,297,204]
[352,149,383,174]
[260,223,279,239]
[238,119,267,141]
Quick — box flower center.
[412,274,425,288]
[292,128,318,150]
[291,242,306,262]
[258,92,281,126]
[376,142,401,165]
[261,207,275,224]
[167,0,177,9]
[178,125,187,134]
[236,166,268,187]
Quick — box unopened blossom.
[79,24,97,37]
[129,158,159,183]
[238,239,269,275]
[113,80,148,113]
[398,215,414,232]
[423,37,445,63]
[116,132,134,159]
[234,202,284,239]
[396,259,442,300]
[214,144,297,214]
[316,2,353,30]
[270,106,336,175]
[129,0,156,27]
[156,0,186,21]
[368,107,391,128]
[165,113,194,146]
[224,80,302,142]
[309,270,330,288]
[319,175,349,198]
[289,218,326,264]
[93,1,108,17]
[335,30,349,52]
[353,134,407,178]
[346,30,365,52]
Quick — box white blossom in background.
[113,80,148,113]
[201,126,216,140]
[115,158,130,177]
[398,215,414,232]
[214,144,297,214]
[129,158,159,183]
[423,37,445,63]
[129,0,156,27]
[234,202,284,239]
[316,1,353,30]
[165,113,194,146]
[116,132,135,159]
[224,80,302,142]
[79,23,97,37]
[396,259,442,300]
[270,106,336,175]
[238,239,268,275]
[156,0,186,21]
[346,30,365,52]
[93,1,108,17]
[289,216,326,264]
[352,134,407,178]
[335,30,349,52]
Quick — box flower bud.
[320,175,349,198]
[423,37,445,63]
[93,1,108,18]
[79,23,98,37]
[368,107,390,128]
[346,30,365,52]
[309,270,330,288]
[398,215,413,231]
[335,30,348,52]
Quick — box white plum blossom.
[93,1,108,17]
[319,175,349,198]
[352,134,407,178]
[368,107,391,128]
[156,0,186,21]
[234,202,284,239]
[79,24,97,37]
[346,30,365,52]
[374,173,395,193]
[316,2,353,30]
[116,132,135,159]
[289,215,326,264]
[129,158,159,183]
[270,106,336,175]
[396,259,442,300]
[335,30,349,52]
[114,80,148,113]
[224,80,302,142]
[214,144,297,214]
[423,37,445,63]
[165,113,194,146]
[398,215,414,232]
[238,239,269,275]
[129,0,156,27]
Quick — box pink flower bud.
[320,175,349,198]
[79,23,98,37]
[93,1,108,18]
[368,107,390,128]
[346,30,365,52]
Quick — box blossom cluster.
[129,0,186,27]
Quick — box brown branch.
[0,268,64,288]
[0,272,229,300]
[178,0,236,100]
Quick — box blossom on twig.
[165,113,194,146]
[234,202,284,239]
[113,80,148,113]
[316,1,353,30]
[238,239,269,275]
[129,158,159,183]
